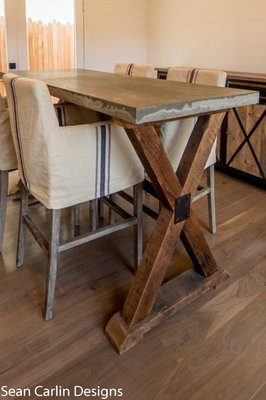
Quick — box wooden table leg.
[181,211,218,277]
[105,113,229,354]
[178,113,227,277]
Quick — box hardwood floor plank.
[0,171,265,400]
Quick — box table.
[5,69,259,353]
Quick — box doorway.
[26,0,75,70]
[2,0,83,72]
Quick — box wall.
[3,1,266,74]
[147,0,266,73]
[2,0,148,73]
[83,0,148,72]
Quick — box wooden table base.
[106,113,229,354]
[105,268,229,354]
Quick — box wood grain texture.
[118,114,225,330]
[226,104,266,178]
[106,268,229,354]
[124,124,181,209]
[181,211,218,277]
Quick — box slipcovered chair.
[0,89,106,253]
[0,95,18,252]
[159,67,227,233]
[96,63,155,224]
[4,73,144,320]
[54,101,108,228]
[114,63,156,78]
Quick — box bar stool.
[4,73,144,320]
[160,67,227,233]
[0,91,108,253]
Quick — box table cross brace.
[105,112,229,353]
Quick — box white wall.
[147,0,266,73]
[83,0,148,72]
[2,0,148,73]
[3,1,266,74]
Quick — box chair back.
[114,63,155,78]
[167,67,227,87]
[3,73,60,192]
[161,67,227,170]
[0,94,17,171]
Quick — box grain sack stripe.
[126,63,134,76]
[10,77,30,190]
[95,124,111,198]
[187,68,198,83]
[95,126,99,198]
[100,124,107,197]
[107,124,111,194]
[55,106,63,126]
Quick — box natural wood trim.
[105,268,229,354]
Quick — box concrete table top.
[7,69,259,124]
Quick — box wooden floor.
[0,171,265,400]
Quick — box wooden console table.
[156,68,266,188]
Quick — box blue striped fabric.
[55,104,67,126]
[186,68,199,83]
[126,63,134,75]
[9,77,30,190]
[95,124,111,198]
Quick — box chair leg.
[16,183,29,267]
[98,198,104,219]
[73,205,80,226]
[207,165,216,234]
[109,194,116,224]
[133,182,143,270]
[44,209,61,321]
[0,171,9,253]
[89,199,97,231]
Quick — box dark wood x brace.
[105,112,229,353]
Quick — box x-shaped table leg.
[106,112,229,353]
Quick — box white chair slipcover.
[0,95,18,252]
[0,83,108,252]
[0,96,17,171]
[4,74,143,210]
[114,63,156,78]
[4,73,144,319]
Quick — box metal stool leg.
[89,199,97,231]
[16,183,29,267]
[133,182,143,270]
[207,165,216,234]
[0,171,8,253]
[44,209,61,321]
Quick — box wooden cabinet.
[156,68,266,188]
[217,72,266,188]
